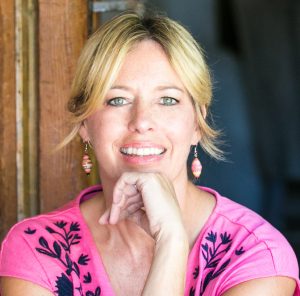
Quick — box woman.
[0,12,299,296]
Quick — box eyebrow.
[110,85,184,93]
[156,85,184,93]
[110,85,131,90]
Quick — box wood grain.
[0,2,17,241]
[39,0,89,212]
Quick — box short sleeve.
[189,190,300,296]
[0,221,53,291]
[217,231,300,295]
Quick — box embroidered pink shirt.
[1,185,299,295]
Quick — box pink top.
[0,185,299,295]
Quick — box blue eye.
[107,97,128,106]
[160,97,179,106]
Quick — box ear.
[200,104,207,119]
[191,121,201,146]
[191,104,207,145]
[78,121,90,143]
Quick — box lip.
[121,142,165,149]
[119,142,166,165]
[121,153,165,165]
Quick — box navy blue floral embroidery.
[86,287,101,296]
[55,273,74,295]
[235,247,245,256]
[83,272,92,284]
[78,254,90,265]
[45,221,81,253]
[25,220,100,296]
[24,227,36,234]
[189,231,245,296]
[189,286,196,296]
[193,266,199,279]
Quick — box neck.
[96,172,211,249]
[99,169,193,213]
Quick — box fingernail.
[98,216,107,225]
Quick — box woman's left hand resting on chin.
[99,172,189,296]
[99,172,186,240]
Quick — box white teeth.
[121,147,164,156]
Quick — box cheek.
[165,111,197,143]
[86,112,122,146]
[86,118,103,143]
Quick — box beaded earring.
[191,145,202,179]
[82,142,93,175]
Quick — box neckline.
[74,184,220,294]
[75,184,220,218]
[74,185,116,294]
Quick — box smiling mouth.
[120,147,165,156]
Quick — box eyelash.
[160,97,179,106]
[106,96,179,106]
[106,97,128,106]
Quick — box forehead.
[126,39,167,60]
[112,40,185,89]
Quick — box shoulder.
[0,186,103,294]
[212,192,298,274]
[201,187,297,261]
[0,199,82,292]
[0,184,100,253]
[187,187,300,296]
[1,198,78,249]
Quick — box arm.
[221,276,296,296]
[100,172,189,295]
[142,232,189,296]
[0,277,54,296]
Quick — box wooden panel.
[15,0,39,221]
[0,2,17,240]
[26,0,39,217]
[39,0,89,212]
[17,0,39,219]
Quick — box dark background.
[146,0,300,261]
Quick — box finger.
[109,175,139,224]
[122,183,138,197]
[125,201,144,216]
[123,193,142,208]
[98,208,110,225]
[109,197,123,224]
[108,183,140,225]
[112,173,142,204]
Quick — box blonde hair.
[62,11,223,159]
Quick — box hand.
[99,172,186,241]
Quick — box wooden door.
[0,1,17,241]
[0,0,143,241]
[0,0,89,241]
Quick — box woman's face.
[80,40,200,183]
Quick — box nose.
[128,102,155,133]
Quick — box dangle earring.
[191,145,202,179]
[82,142,93,175]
